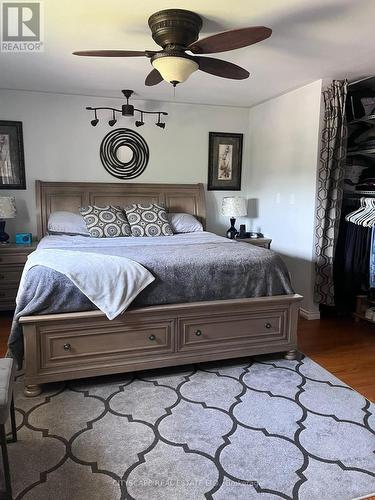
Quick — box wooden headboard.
[36,181,206,239]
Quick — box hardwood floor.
[297,315,375,401]
[1,312,374,401]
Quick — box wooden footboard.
[20,294,302,396]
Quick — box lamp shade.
[222,197,247,217]
[152,55,199,84]
[0,197,16,219]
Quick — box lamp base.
[226,217,238,239]
[0,220,10,244]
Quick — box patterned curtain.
[314,80,348,306]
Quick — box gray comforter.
[9,232,294,366]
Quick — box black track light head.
[135,121,145,127]
[91,110,99,126]
[156,121,165,128]
[108,110,117,127]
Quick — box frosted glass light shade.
[222,197,247,217]
[152,56,199,84]
[0,197,16,219]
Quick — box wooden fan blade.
[73,50,154,57]
[145,68,163,86]
[189,26,271,54]
[195,57,249,80]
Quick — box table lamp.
[0,197,16,244]
[222,196,247,239]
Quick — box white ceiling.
[0,0,374,107]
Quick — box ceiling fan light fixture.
[152,55,198,85]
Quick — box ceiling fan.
[73,9,271,87]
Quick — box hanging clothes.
[334,197,374,312]
[370,227,375,289]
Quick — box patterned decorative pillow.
[124,203,173,237]
[79,205,131,238]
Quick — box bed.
[14,180,302,396]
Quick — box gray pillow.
[168,213,203,233]
[80,205,131,238]
[124,203,173,237]
[48,211,90,236]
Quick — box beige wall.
[0,90,250,237]
[246,80,322,317]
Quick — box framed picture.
[207,132,243,191]
[0,121,26,189]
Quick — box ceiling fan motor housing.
[148,9,202,50]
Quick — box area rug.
[5,354,375,500]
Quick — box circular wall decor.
[100,128,149,179]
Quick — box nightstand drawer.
[0,253,28,265]
[0,268,23,284]
[0,244,36,310]
[0,286,18,302]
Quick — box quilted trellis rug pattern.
[5,355,375,500]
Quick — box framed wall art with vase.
[207,132,243,191]
[0,121,26,190]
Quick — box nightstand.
[0,243,37,311]
[236,237,272,249]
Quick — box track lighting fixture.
[108,110,117,127]
[156,113,165,128]
[90,110,99,127]
[86,90,168,129]
[135,112,145,127]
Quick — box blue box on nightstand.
[15,233,32,245]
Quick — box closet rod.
[348,76,374,87]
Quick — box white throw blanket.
[17,249,155,320]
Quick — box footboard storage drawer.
[178,309,289,353]
[40,318,176,370]
[21,295,302,389]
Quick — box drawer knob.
[149,334,156,341]
[265,323,272,329]
[195,329,202,337]
[0,275,4,280]
[0,292,5,297]
[63,343,71,351]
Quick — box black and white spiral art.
[100,128,149,179]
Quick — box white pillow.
[168,213,203,233]
[48,211,90,236]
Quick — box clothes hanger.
[346,197,367,224]
[364,198,375,226]
[345,197,375,226]
[356,199,375,226]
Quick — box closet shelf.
[349,114,375,125]
[347,148,375,158]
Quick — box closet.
[334,77,375,319]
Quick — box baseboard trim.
[299,307,321,320]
